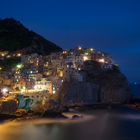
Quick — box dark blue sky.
[0,0,140,82]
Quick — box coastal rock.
[72,114,83,119]
[96,71,131,103]
[59,81,99,106]
[0,114,17,121]
[59,60,132,106]
[42,110,67,118]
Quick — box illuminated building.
[34,78,53,94]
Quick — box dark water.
[0,107,140,140]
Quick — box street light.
[1,88,9,96]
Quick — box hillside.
[0,18,62,54]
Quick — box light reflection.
[0,113,93,140]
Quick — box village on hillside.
[0,47,114,114]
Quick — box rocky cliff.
[59,61,132,106]
[59,81,99,106]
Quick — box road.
[0,107,140,140]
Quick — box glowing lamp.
[90,48,93,51]
[78,46,82,50]
[98,58,105,63]
[53,90,56,94]
[17,53,21,57]
[53,87,56,94]
[1,88,8,96]
[1,53,5,57]
[83,56,89,61]
[63,51,67,54]
[34,85,38,90]
[78,68,81,71]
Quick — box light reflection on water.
[0,113,94,140]
[0,124,48,140]
[0,108,140,140]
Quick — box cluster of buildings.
[0,47,114,98]
[0,51,22,59]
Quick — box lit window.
[83,56,89,61]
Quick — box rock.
[15,109,27,117]
[42,110,67,119]
[62,106,69,112]
[72,114,82,119]
[0,114,17,121]
[83,61,132,104]
[59,61,132,106]
[59,81,99,106]
[45,100,61,111]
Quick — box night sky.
[0,0,140,82]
